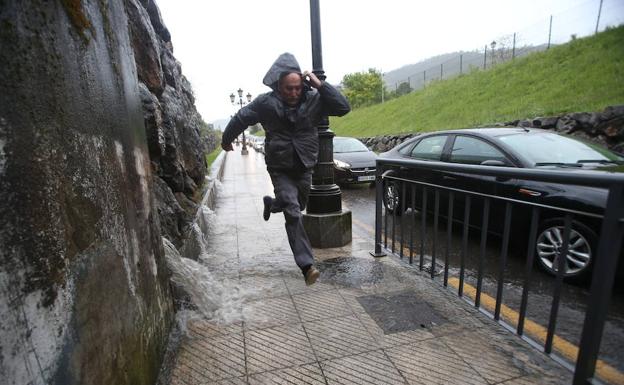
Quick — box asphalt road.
[340,182,624,380]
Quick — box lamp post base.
[303,209,352,248]
[306,184,342,213]
[241,147,249,155]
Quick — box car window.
[333,138,369,153]
[398,143,414,155]
[497,132,624,165]
[450,136,507,165]
[410,135,447,160]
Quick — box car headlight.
[333,159,351,169]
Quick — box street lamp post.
[302,0,352,248]
[230,89,252,155]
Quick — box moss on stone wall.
[60,0,93,41]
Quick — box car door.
[441,134,515,234]
[401,134,450,212]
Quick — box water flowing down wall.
[0,1,189,384]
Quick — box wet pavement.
[341,182,624,377]
[162,148,574,385]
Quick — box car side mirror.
[480,159,508,167]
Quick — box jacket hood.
[262,52,302,91]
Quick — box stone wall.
[126,0,208,248]
[360,105,624,153]
[0,1,182,384]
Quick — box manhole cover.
[357,290,446,334]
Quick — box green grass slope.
[331,25,624,137]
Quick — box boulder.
[518,119,532,128]
[532,116,558,129]
[555,115,579,133]
[600,105,624,121]
[595,117,624,141]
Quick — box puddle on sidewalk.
[317,256,385,287]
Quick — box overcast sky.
[154,0,612,126]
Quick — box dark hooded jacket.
[222,53,351,171]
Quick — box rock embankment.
[360,105,624,153]
[0,1,210,384]
[126,0,207,248]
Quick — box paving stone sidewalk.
[165,149,572,385]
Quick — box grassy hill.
[331,25,624,138]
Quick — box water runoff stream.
[156,181,246,383]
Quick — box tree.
[341,68,385,109]
[199,119,220,153]
[395,81,412,97]
[385,81,413,101]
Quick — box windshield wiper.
[576,159,624,165]
[534,162,583,168]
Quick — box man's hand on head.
[303,71,322,89]
[221,142,234,151]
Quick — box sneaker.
[304,266,320,286]
[263,196,273,221]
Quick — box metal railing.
[372,157,624,385]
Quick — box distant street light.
[230,89,252,155]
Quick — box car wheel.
[535,219,597,281]
[383,181,402,215]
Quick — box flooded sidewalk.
[161,148,572,385]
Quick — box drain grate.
[357,291,446,334]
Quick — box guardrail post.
[573,183,624,384]
[371,163,386,258]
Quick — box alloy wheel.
[536,225,592,277]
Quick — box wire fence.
[383,0,624,95]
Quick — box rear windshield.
[497,132,623,165]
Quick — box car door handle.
[442,175,457,180]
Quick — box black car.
[333,136,377,185]
[379,127,624,280]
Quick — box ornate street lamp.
[302,0,352,248]
[230,89,253,155]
